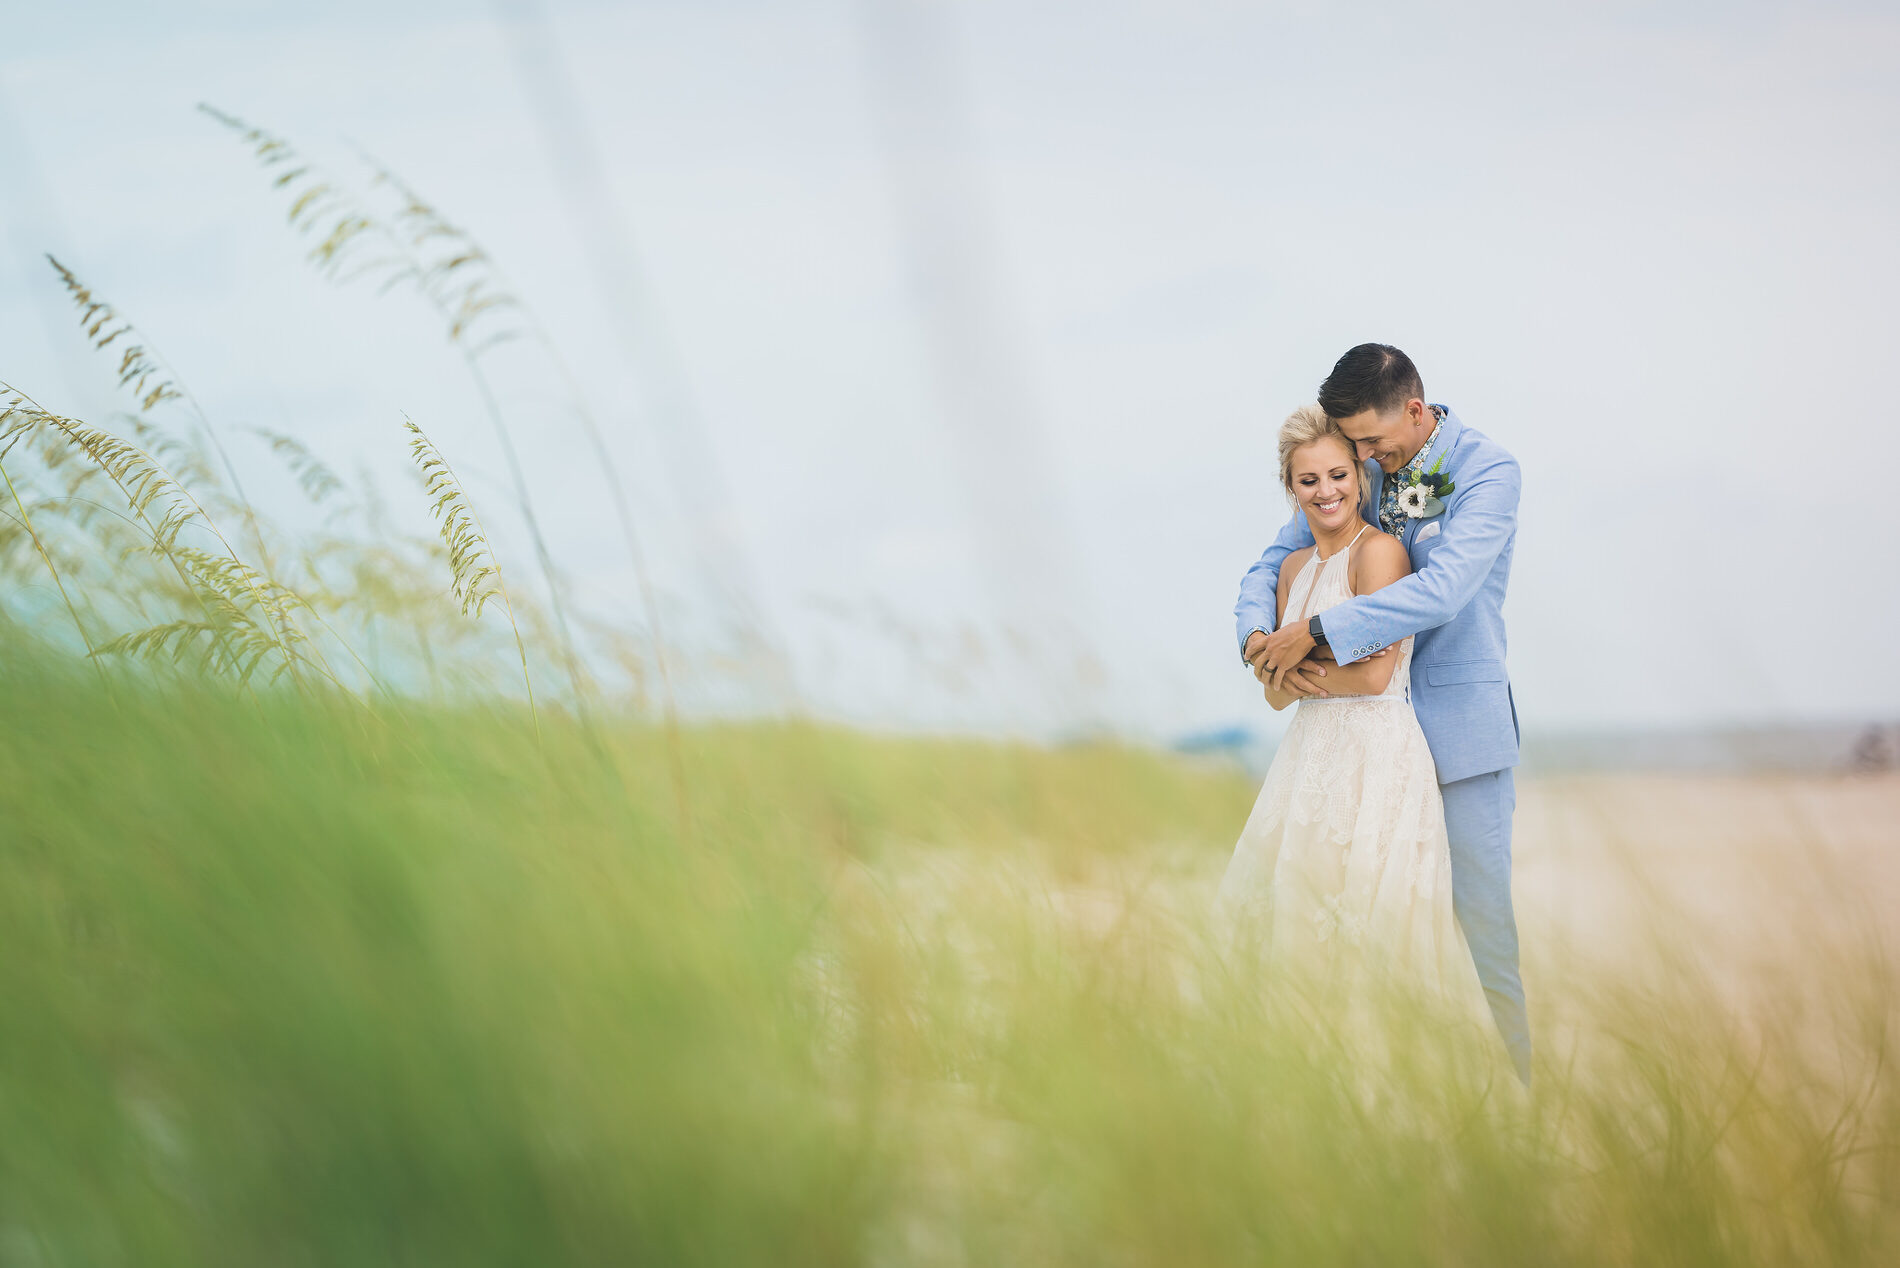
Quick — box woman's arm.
[1306,534,1412,697]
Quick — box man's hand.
[1260,621,1316,690]
[1245,630,1315,692]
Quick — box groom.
[1236,344,1532,1086]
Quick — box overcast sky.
[3,0,1897,740]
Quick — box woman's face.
[1289,437,1360,534]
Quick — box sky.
[3,0,1897,742]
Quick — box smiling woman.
[1254,404,1409,707]
[1217,402,1481,1034]
[1276,403,1372,518]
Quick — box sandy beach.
[1516,771,1900,981]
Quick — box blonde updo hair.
[1277,403,1369,509]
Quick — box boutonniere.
[1395,456,1455,519]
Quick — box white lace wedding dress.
[1217,527,1483,1012]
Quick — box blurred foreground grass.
[3,648,1895,1266]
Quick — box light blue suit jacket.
[1234,405,1520,785]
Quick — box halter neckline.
[1313,523,1370,564]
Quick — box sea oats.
[0,381,333,693]
[204,104,590,712]
[405,415,538,739]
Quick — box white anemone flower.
[1397,483,1431,517]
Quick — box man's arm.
[1282,533,1410,695]
[1314,453,1519,664]
[1233,507,1317,659]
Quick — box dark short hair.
[1317,344,1424,420]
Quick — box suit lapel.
[1400,405,1465,558]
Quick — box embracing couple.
[1217,343,1532,1088]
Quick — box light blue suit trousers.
[1439,769,1528,1083]
[1234,406,1532,1083]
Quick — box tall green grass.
[1,106,1894,1265]
[1,646,1892,1266]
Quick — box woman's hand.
[1252,656,1329,708]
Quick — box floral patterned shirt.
[1377,404,1446,538]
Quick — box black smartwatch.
[1308,615,1328,648]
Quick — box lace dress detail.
[1217,529,1483,1012]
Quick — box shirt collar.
[1400,403,1450,476]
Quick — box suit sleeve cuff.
[1239,624,1269,663]
[1317,604,1385,664]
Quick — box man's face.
[1334,399,1431,474]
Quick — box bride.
[1217,405,1481,1012]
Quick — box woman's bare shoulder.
[1350,529,1411,585]
[1355,529,1408,565]
[1282,545,1316,578]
